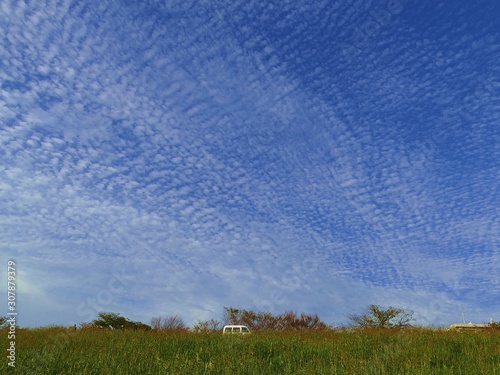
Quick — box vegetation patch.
[2,326,499,374]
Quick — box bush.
[150,315,188,331]
[192,319,222,332]
[223,307,329,331]
[489,320,500,330]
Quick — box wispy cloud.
[0,0,498,327]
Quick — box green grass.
[2,327,499,374]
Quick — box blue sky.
[0,0,498,328]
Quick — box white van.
[222,325,251,334]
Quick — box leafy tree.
[133,322,152,331]
[348,304,414,329]
[0,316,7,328]
[150,315,188,331]
[92,312,130,329]
[90,312,150,330]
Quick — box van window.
[223,325,250,334]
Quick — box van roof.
[223,325,249,328]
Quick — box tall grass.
[2,327,499,374]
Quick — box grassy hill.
[2,326,499,374]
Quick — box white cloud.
[0,0,498,328]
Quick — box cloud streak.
[0,0,498,327]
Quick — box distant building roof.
[449,323,490,330]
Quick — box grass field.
[2,327,499,374]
